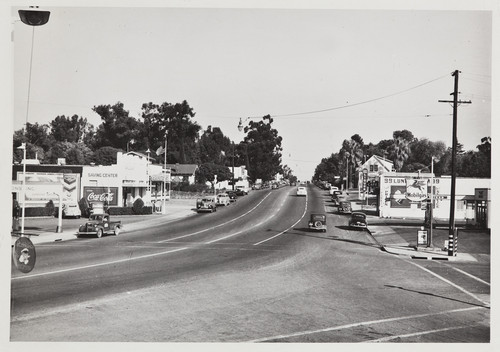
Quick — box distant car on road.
[348,212,367,229]
[235,185,249,195]
[338,201,352,214]
[331,190,343,205]
[329,186,340,195]
[196,197,217,213]
[227,191,237,202]
[296,186,307,196]
[216,193,230,206]
[308,213,327,232]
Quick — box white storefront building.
[81,152,164,207]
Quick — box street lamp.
[17,7,50,235]
[17,143,27,234]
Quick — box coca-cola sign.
[83,187,118,205]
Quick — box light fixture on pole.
[17,7,50,236]
[146,148,151,194]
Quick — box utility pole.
[438,70,471,255]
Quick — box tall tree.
[196,163,233,188]
[50,115,93,143]
[389,130,415,171]
[141,100,201,164]
[198,126,232,165]
[339,134,364,187]
[93,102,143,151]
[242,115,283,183]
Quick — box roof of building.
[364,155,394,172]
[165,164,198,175]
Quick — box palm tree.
[390,137,411,171]
[340,135,364,188]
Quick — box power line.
[266,73,451,118]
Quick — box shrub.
[45,200,55,216]
[132,198,145,214]
[79,197,91,217]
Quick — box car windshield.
[352,213,366,220]
[311,214,326,221]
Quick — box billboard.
[83,187,118,206]
[16,172,80,204]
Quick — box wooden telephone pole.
[438,70,471,256]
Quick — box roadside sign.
[417,230,428,246]
[12,237,36,273]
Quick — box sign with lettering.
[83,187,118,205]
[12,237,36,273]
[405,179,428,202]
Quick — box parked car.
[331,190,343,205]
[62,203,81,218]
[348,212,368,229]
[216,193,230,206]
[235,185,249,195]
[296,186,307,196]
[308,213,327,232]
[196,197,217,213]
[227,191,237,202]
[77,213,121,238]
[329,186,340,195]
[338,201,352,214]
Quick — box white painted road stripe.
[367,324,473,342]
[11,247,188,280]
[244,306,484,342]
[253,194,308,246]
[402,258,490,307]
[447,265,490,286]
[158,193,272,243]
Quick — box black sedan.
[348,212,367,230]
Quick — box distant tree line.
[313,130,491,188]
[12,101,292,184]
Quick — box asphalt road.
[10,185,490,342]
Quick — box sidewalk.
[346,192,490,262]
[11,198,197,246]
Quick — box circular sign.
[12,237,36,273]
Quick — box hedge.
[108,206,153,216]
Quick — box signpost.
[12,236,36,273]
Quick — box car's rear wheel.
[96,229,103,238]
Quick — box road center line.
[11,247,188,280]
[253,194,308,246]
[158,192,272,243]
[244,306,484,342]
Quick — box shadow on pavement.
[384,285,490,309]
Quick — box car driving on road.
[196,197,217,213]
[338,201,352,214]
[308,213,327,232]
[216,193,230,206]
[296,186,307,196]
[348,212,367,230]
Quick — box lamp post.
[162,135,167,215]
[17,143,27,234]
[17,7,50,236]
[146,148,151,195]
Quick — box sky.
[7,1,496,182]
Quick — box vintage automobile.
[196,196,217,213]
[62,203,81,218]
[296,186,307,196]
[216,193,231,206]
[329,186,340,195]
[308,213,327,232]
[348,212,368,230]
[226,191,238,202]
[331,190,343,205]
[77,213,121,238]
[235,185,249,195]
[338,201,352,214]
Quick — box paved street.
[10,185,490,342]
